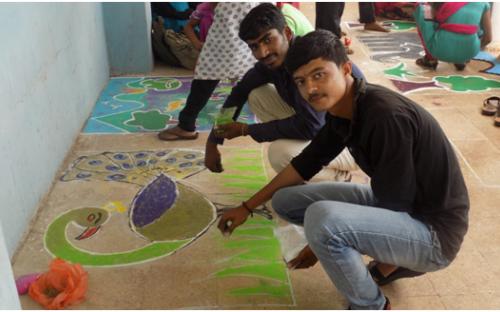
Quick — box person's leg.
[413,3,439,69]
[179,79,220,131]
[359,2,390,32]
[272,182,378,225]
[268,139,309,173]
[248,84,296,122]
[158,79,219,140]
[315,2,345,38]
[303,201,450,309]
[269,139,357,180]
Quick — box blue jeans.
[272,182,450,310]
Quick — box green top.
[281,3,314,36]
[414,2,490,63]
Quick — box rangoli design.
[84,77,257,134]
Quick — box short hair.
[285,30,349,74]
[239,3,286,41]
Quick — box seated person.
[414,2,492,70]
[165,2,217,70]
[151,2,194,32]
[218,30,469,310]
[204,3,363,179]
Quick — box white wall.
[0,224,21,309]
[0,3,110,255]
[102,2,153,74]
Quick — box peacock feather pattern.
[46,149,216,267]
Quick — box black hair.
[239,3,286,41]
[285,29,349,74]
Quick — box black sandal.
[416,57,438,70]
[368,261,425,286]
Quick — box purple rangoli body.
[131,174,178,227]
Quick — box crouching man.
[217,30,469,310]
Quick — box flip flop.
[482,96,500,116]
[368,261,425,286]
[158,129,199,141]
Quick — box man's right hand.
[205,141,223,172]
[217,205,250,235]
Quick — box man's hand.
[205,141,223,172]
[217,205,250,235]
[214,122,248,140]
[287,245,318,269]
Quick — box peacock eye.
[87,214,96,222]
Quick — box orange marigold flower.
[28,258,88,309]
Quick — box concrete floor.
[12,3,500,309]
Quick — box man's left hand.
[214,122,248,140]
[287,245,318,269]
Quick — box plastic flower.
[28,258,88,309]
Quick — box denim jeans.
[272,182,450,309]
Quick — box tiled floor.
[12,3,500,309]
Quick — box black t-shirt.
[291,78,469,261]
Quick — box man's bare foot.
[364,22,390,32]
[158,126,198,141]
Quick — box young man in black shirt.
[217,30,469,310]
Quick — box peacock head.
[72,207,109,240]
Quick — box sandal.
[416,57,438,70]
[481,96,500,116]
[158,127,199,141]
[368,261,425,286]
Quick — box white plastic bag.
[274,224,308,263]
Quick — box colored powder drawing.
[389,78,442,94]
[124,110,172,131]
[357,32,423,63]
[213,148,293,300]
[84,76,257,134]
[134,182,215,242]
[472,51,500,76]
[384,62,417,79]
[60,149,206,186]
[386,20,416,31]
[44,207,193,266]
[434,76,500,92]
[384,63,500,93]
[345,20,416,31]
[46,149,216,266]
[49,148,293,301]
